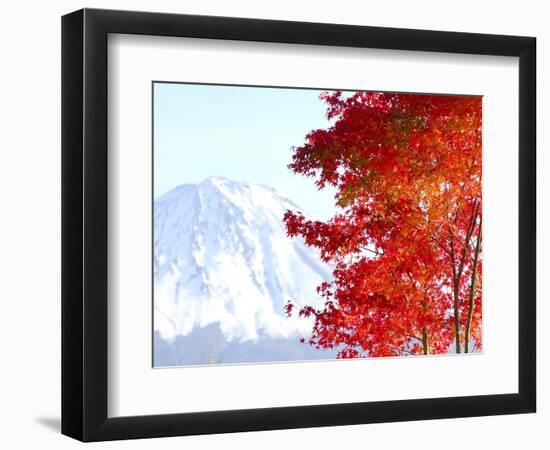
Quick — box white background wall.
[0,1,546,448]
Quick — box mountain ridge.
[153,176,335,365]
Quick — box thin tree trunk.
[465,216,482,353]
[448,200,479,354]
[449,241,461,354]
[422,328,430,355]
[420,287,430,355]
[453,286,461,353]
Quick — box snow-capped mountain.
[154,176,337,366]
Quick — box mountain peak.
[153,177,331,347]
[158,177,302,213]
[198,175,274,194]
[199,175,230,187]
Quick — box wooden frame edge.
[61,8,536,442]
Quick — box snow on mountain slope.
[153,176,334,365]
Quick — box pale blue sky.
[153,82,338,220]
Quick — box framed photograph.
[61,8,536,442]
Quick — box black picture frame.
[61,8,536,442]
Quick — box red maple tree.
[284,91,482,357]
